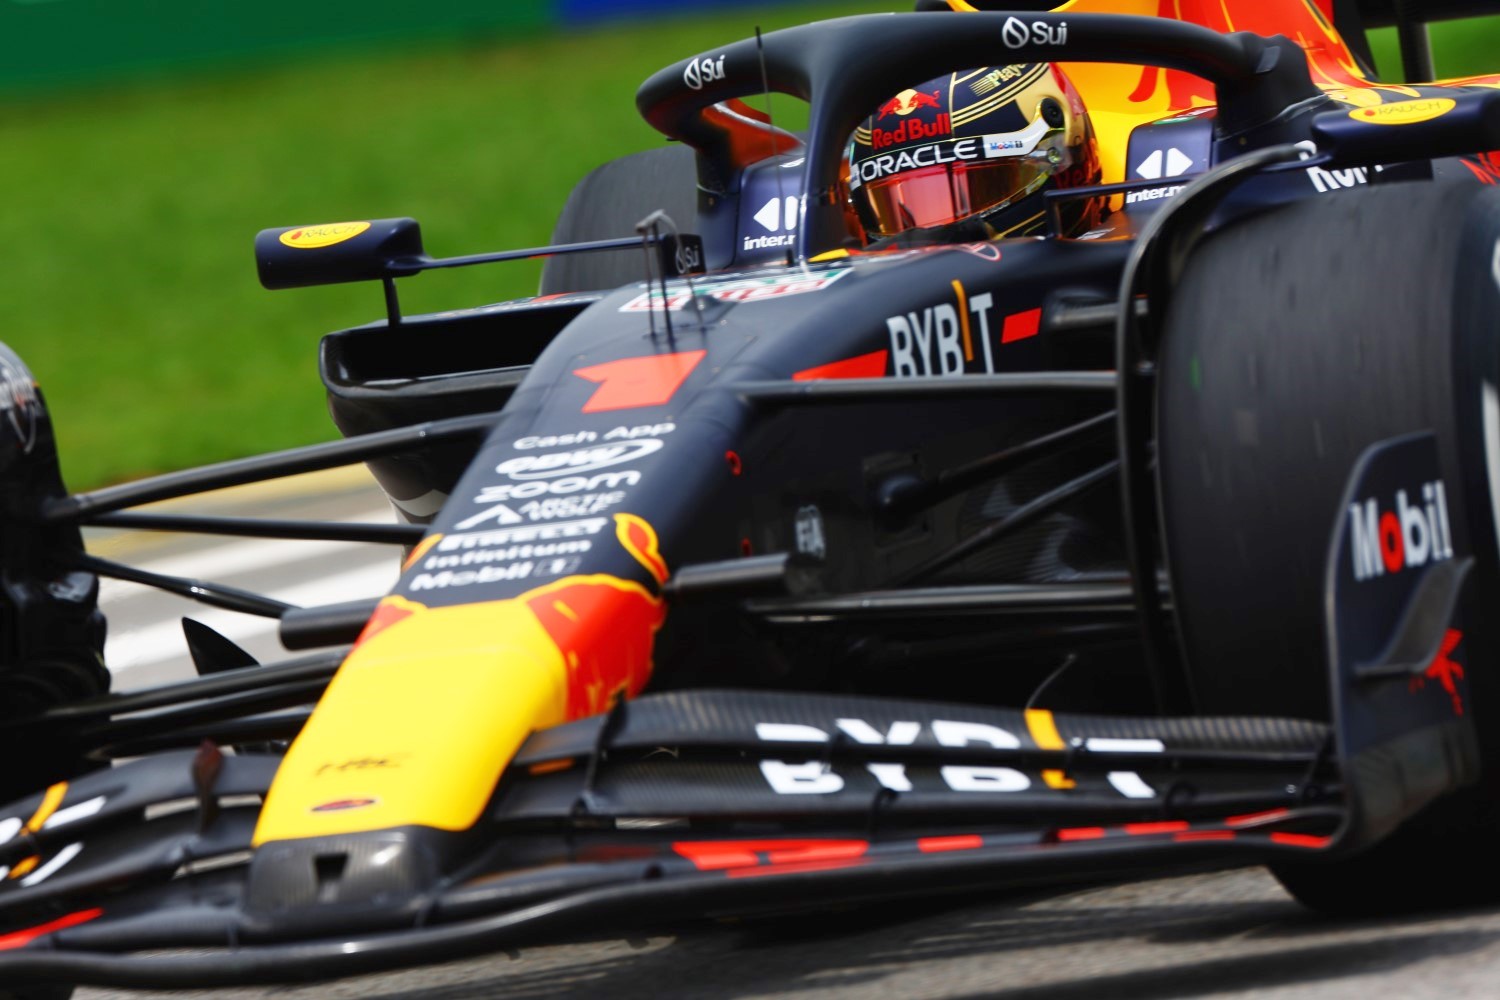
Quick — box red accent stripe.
[0,908,104,952]
[1226,808,1292,827]
[1463,159,1497,185]
[762,842,868,865]
[1270,832,1332,849]
[793,349,889,382]
[353,599,415,648]
[673,844,758,871]
[1122,821,1191,836]
[1174,830,1236,842]
[702,100,800,167]
[673,839,868,872]
[1001,308,1041,343]
[726,857,869,878]
[1057,827,1107,842]
[918,834,983,853]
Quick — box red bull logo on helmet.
[1348,480,1454,582]
[878,89,942,119]
[872,113,952,150]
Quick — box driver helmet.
[846,64,1102,243]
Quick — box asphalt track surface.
[72,867,1500,1000]
[71,473,1500,1000]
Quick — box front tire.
[0,988,74,1000]
[1157,179,1500,914]
[0,344,109,806]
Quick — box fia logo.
[795,505,826,560]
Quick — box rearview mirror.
[255,217,424,290]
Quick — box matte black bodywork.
[0,7,1498,990]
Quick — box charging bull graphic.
[253,513,670,843]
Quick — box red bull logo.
[524,513,669,718]
[878,89,943,119]
[1410,629,1465,716]
[254,514,674,842]
[872,113,952,150]
[526,575,664,718]
[1121,0,1367,109]
[354,593,420,646]
[1463,150,1500,186]
[616,512,669,584]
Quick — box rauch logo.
[1348,480,1454,581]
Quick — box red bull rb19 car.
[4,0,1500,992]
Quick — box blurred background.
[2,0,1496,490]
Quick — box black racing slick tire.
[0,988,73,1000]
[538,145,699,295]
[0,345,109,807]
[1157,179,1500,914]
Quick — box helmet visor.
[858,158,1052,239]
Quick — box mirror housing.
[255,218,424,290]
[1309,90,1500,166]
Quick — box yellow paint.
[940,0,1378,186]
[402,534,443,571]
[351,592,424,646]
[1042,771,1077,792]
[951,279,973,363]
[253,594,572,844]
[24,783,66,833]
[1025,708,1077,790]
[254,564,665,845]
[950,65,1050,129]
[5,782,68,881]
[527,758,575,776]
[914,1,1167,186]
[278,221,371,249]
[1054,0,1197,186]
[615,513,669,584]
[1326,88,1383,109]
[995,211,1045,238]
[1350,97,1456,126]
[809,249,850,262]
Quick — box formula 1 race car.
[5,0,1500,993]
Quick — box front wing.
[0,688,1347,988]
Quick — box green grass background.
[0,5,1494,490]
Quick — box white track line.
[102,550,400,690]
